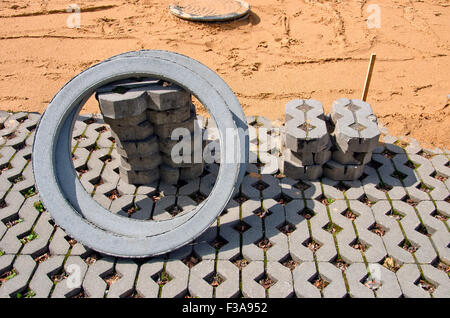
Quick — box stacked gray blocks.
[97,79,204,185]
[282,99,331,180]
[324,98,380,181]
[282,98,380,181]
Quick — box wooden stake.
[362,53,376,101]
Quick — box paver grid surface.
[0,110,449,298]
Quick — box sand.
[0,0,449,148]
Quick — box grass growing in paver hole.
[15,290,36,298]
[20,232,38,244]
[0,250,4,256]
[21,186,36,198]
[34,201,45,213]
[0,269,17,284]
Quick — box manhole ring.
[169,0,250,22]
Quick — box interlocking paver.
[242,260,266,298]
[344,263,374,298]
[371,200,414,264]
[0,255,36,298]
[29,255,65,298]
[0,114,447,298]
[135,258,164,298]
[367,263,402,298]
[416,201,449,263]
[160,260,189,298]
[396,263,430,298]
[82,257,115,298]
[107,259,138,298]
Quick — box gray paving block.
[110,120,154,142]
[241,200,264,262]
[332,148,372,165]
[396,263,430,298]
[154,113,197,139]
[330,98,380,153]
[374,154,408,200]
[0,254,14,275]
[159,164,180,185]
[264,199,289,262]
[416,201,450,264]
[349,200,387,263]
[279,177,306,200]
[217,205,240,261]
[21,212,54,258]
[103,112,149,132]
[147,103,192,125]
[392,200,437,264]
[323,160,364,181]
[135,258,164,298]
[292,261,321,298]
[146,84,191,111]
[371,201,414,264]
[0,255,36,298]
[115,135,159,159]
[119,153,162,171]
[98,88,148,120]
[51,256,88,298]
[328,200,362,263]
[410,154,449,201]
[0,196,40,255]
[188,259,214,298]
[192,221,218,261]
[283,147,331,167]
[160,260,189,298]
[367,263,402,298]
[107,259,138,298]
[285,200,314,262]
[28,255,65,298]
[119,167,160,185]
[49,228,70,256]
[282,157,323,181]
[242,261,266,298]
[285,99,330,153]
[266,261,294,298]
[317,262,347,298]
[308,200,337,262]
[421,264,450,298]
[322,178,345,200]
[0,191,25,224]
[82,257,115,298]
[345,263,374,298]
[215,260,240,298]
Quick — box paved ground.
[0,111,449,298]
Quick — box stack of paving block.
[281,99,331,180]
[96,78,204,185]
[323,98,380,181]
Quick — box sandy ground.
[0,0,449,148]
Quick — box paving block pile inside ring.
[32,50,249,258]
[32,50,385,259]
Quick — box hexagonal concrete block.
[323,160,364,181]
[147,84,191,111]
[330,98,380,153]
[284,99,330,153]
[110,120,154,142]
[98,87,149,120]
[281,150,323,180]
[119,153,162,171]
[118,167,160,185]
[115,135,159,159]
[147,103,192,125]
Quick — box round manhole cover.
[169,0,250,22]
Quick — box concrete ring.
[33,51,247,257]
